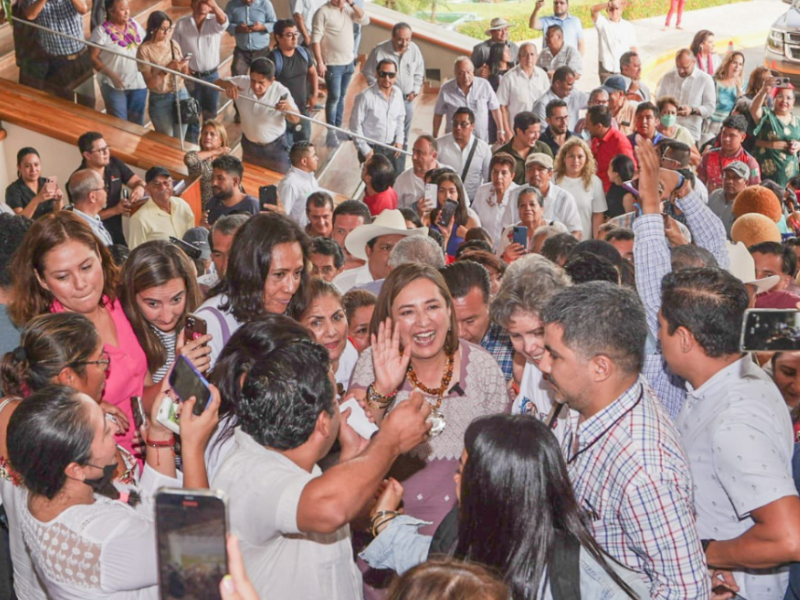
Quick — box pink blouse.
[51,297,147,456]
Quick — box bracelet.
[366,383,397,409]
[146,437,176,448]
[370,510,400,537]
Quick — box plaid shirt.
[24,0,85,56]
[480,322,514,381]
[563,378,709,600]
[634,190,730,419]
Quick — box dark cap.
[602,75,628,94]
[145,166,171,183]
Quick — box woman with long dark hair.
[361,415,646,599]
[427,171,480,258]
[195,212,310,366]
[690,30,720,76]
[5,147,63,220]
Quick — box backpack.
[271,46,310,79]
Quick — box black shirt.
[269,48,309,112]
[206,194,259,225]
[605,183,628,219]
[5,177,54,219]
[540,128,576,157]
[70,156,137,246]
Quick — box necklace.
[406,353,455,437]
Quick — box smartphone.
[156,395,180,434]
[130,395,146,431]
[44,176,57,195]
[259,185,278,210]
[155,488,228,600]
[437,199,458,228]
[279,92,288,101]
[423,183,437,211]
[621,179,640,198]
[168,236,202,261]
[169,355,212,416]
[184,314,208,345]
[773,76,791,87]
[512,225,528,248]
[740,309,800,351]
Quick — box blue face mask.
[660,114,677,128]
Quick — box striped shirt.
[150,325,177,384]
[562,378,710,599]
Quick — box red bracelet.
[146,437,175,448]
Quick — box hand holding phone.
[184,314,208,344]
[259,185,278,210]
[423,183,437,212]
[169,355,212,416]
[437,199,458,229]
[512,225,528,250]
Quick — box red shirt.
[592,128,635,193]
[697,147,761,193]
[364,187,398,216]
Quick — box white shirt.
[126,196,195,249]
[434,78,500,142]
[291,0,325,45]
[510,183,582,234]
[496,219,568,256]
[555,175,607,239]
[227,76,299,144]
[594,14,637,73]
[655,68,716,141]
[470,182,519,241]
[333,263,374,293]
[172,13,228,73]
[514,360,577,445]
[349,84,406,157]
[496,64,550,128]
[89,21,147,90]
[278,166,320,227]
[335,339,359,390]
[394,161,451,210]
[212,429,362,600]
[537,44,583,75]
[363,39,425,96]
[435,133,491,202]
[532,88,589,132]
[677,357,796,599]
[195,293,245,367]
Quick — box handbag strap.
[461,137,478,184]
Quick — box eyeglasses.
[75,351,111,370]
[378,71,397,78]
[452,120,473,129]
[90,146,111,154]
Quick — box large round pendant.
[427,409,446,437]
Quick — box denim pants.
[148,87,190,140]
[186,70,220,144]
[101,84,147,126]
[324,62,354,127]
[241,135,291,174]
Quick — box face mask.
[660,114,677,128]
[83,462,118,493]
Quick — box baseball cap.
[723,161,750,180]
[602,75,628,94]
[145,166,171,183]
[525,153,554,170]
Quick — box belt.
[191,68,218,78]
[53,48,87,61]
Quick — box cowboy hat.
[484,18,510,34]
[345,209,429,261]
[726,241,780,295]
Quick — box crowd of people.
[5,0,800,599]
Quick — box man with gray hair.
[496,42,549,133]
[198,213,250,291]
[67,169,113,246]
[433,56,505,143]
[655,48,716,142]
[539,282,709,598]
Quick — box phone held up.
[740,309,800,352]
[259,185,278,211]
[437,199,458,229]
[512,225,528,250]
[169,355,212,416]
[183,314,207,345]
[155,488,228,600]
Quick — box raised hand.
[371,318,411,396]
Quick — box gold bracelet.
[370,510,400,537]
[366,383,396,410]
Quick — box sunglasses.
[378,71,397,78]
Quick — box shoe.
[326,131,340,148]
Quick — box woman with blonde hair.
[184,119,231,208]
[554,137,607,239]
[704,51,745,143]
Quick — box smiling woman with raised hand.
[195,212,310,366]
[8,212,147,456]
[751,77,800,187]
[348,263,508,536]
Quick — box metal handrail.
[10,15,412,156]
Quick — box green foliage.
[453,0,748,40]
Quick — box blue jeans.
[101,84,147,126]
[148,87,190,140]
[324,62,354,127]
[186,70,220,145]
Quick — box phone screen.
[438,199,458,228]
[169,355,212,416]
[740,309,800,351]
[156,490,227,600]
[259,185,278,209]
